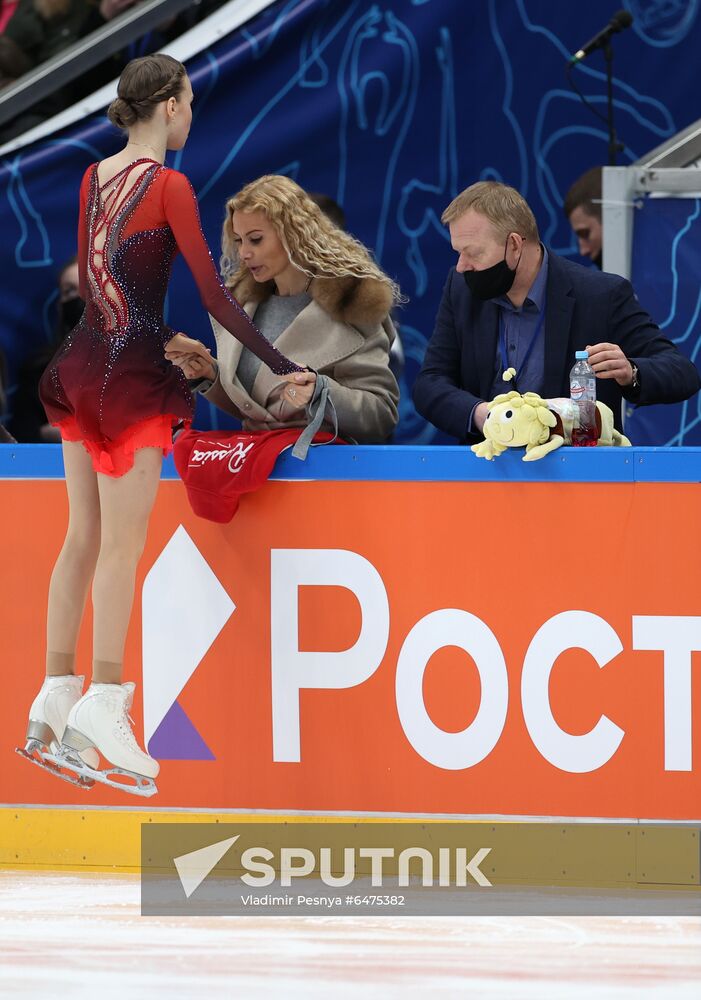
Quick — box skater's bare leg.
[45,441,101,676]
[18,442,101,782]
[22,446,163,793]
[92,447,162,682]
[34,448,164,795]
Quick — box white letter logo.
[396,609,508,769]
[522,611,624,773]
[270,549,390,761]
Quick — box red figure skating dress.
[40,159,301,476]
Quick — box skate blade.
[44,747,158,798]
[15,743,95,790]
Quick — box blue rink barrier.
[1,444,701,483]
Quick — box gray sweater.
[237,291,311,394]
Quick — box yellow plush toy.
[471,391,631,462]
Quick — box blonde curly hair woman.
[167,174,401,444]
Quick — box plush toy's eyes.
[485,411,491,420]
[504,409,513,419]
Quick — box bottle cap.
[575,350,589,360]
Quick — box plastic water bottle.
[569,350,597,446]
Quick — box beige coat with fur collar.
[201,272,399,443]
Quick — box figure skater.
[16,53,312,796]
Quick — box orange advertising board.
[1,477,700,819]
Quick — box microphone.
[569,9,634,64]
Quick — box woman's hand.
[282,371,317,409]
[165,334,216,380]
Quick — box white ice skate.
[45,681,159,797]
[15,674,99,789]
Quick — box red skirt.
[58,413,185,478]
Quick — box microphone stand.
[566,40,626,165]
[603,39,622,165]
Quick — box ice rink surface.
[1,872,700,999]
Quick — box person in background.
[0,0,143,139]
[0,343,7,415]
[413,180,700,444]
[307,189,404,386]
[9,255,82,442]
[150,0,226,45]
[563,166,603,268]
[166,174,400,445]
[308,191,346,231]
[0,343,15,442]
[0,0,19,32]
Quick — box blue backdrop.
[1,0,700,443]
[628,196,701,445]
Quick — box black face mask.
[463,236,522,300]
[60,296,84,332]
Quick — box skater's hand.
[165,332,210,359]
[586,343,633,386]
[281,371,316,409]
[175,353,217,381]
[165,333,213,374]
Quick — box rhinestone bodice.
[40,160,301,445]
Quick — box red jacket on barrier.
[173,428,340,522]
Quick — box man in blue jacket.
[413,181,700,443]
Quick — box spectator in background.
[0,343,16,442]
[563,166,603,268]
[149,0,225,44]
[0,0,19,32]
[167,174,400,444]
[0,27,27,91]
[9,254,82,442]
[308,191,346,231]
[308,189,405,385]
[0,0,142,140]
[0,349,5,406]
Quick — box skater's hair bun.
[107,53,187,131]
[107,97,137,130]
